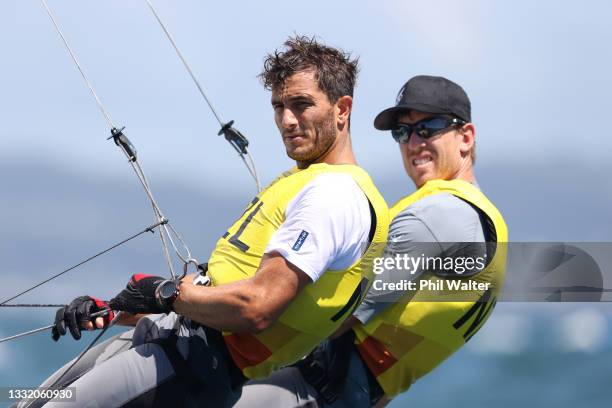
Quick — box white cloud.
[558,309,608,353]
[466,313,532,354]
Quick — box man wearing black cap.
[373,75,475,189]
[234,75,508,407]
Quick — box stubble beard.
[290,109,337,167]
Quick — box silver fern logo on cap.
[395,84,407,105]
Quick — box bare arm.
[173,252,312,333]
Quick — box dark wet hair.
[259,35,359,102]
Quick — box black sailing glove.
[108,274,171,315]
[52,296,114,341]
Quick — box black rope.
[0,220,167,306]
[0,304,66,308]
[47,315,113,388]
[23,313,116,408]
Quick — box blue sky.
[2,0,611,242]
[2,0,611,186]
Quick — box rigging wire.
[6,1,267,399]
[144,0,222,126]
[0,309,109,344]
[40,0,115,130]
[20,312,121,408]
[144,0,262,192]
[0,325,57,344]
[0,219,167,306]
[0,304,65,308]
[39,0,195,281]
[9,6,197,402]
[46,311,121,388]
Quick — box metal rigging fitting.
[108,126,137,162]
[218,120,250,155]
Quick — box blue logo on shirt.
[292,230,309,251]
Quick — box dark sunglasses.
[391,116,465,144]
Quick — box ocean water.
[391,304,612,408]
[1,304,610,408]
[391,340,612,408]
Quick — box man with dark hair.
[235,75,507,407]
[25,36,388,408]
[260,36,358,103]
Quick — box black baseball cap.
[374,75,471,130]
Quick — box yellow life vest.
[353,179,508,398]
[207,163,389,379]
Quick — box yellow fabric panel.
[354,178,508,397]
[207,163,389,379]
[372,323,424,357]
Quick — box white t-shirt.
[264,172,371,282]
